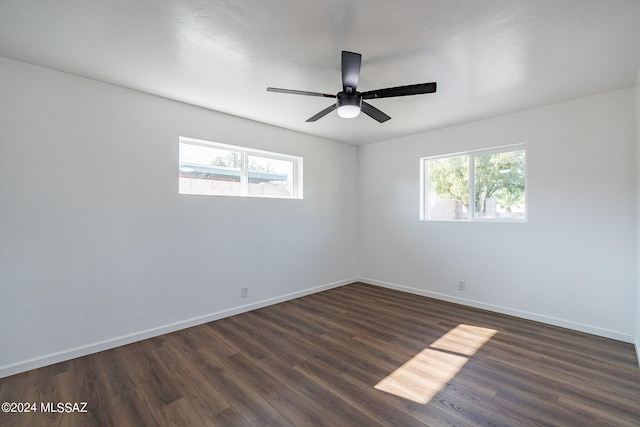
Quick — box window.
[421,145,526,221]
[179,137,303,199]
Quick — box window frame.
[179,136,303,199]
[420,144,527,222]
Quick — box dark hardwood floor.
[1,282,639,426]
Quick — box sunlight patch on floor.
[374,324,497,404]
[431,324,497,356]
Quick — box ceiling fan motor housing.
[337,91,362,118]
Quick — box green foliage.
[212,151,241,168]
[474,150,525,213]
[428,150,525,214]
[428,156,469,207]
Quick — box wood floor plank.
[194,346,282,426]
[222,352,330,426]
[1,282,639,426]
[157,339,232,422]
[256,354,384,427]
[205,406,253,427]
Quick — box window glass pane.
[178,137,302,199]
[427,155,470,220]
[473,149,526,219]
[247,155,294,197]
[179,142,242,196]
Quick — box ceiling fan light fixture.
[267,50,436,123]
[337,104,361,118]
[336,93,361,118]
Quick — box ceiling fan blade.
[361,82,437,100]
[361,101,391,123]
[306,104,337,122]
[267,87,335,98]
[342,51,362,92]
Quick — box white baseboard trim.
[635,337,640,369]
[358,277,635,344]
[0,277,356,379]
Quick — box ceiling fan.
[267,51,437,123]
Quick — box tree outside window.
[423,147,526,221]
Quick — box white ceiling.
[1,1,639,145]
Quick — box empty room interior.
[1,1,640,426]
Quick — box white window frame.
[420,144,527,222]
[179,136,303,199]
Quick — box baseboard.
[358,277,635,344]
[0,277,356,379]
[635,336,640,369]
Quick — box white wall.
[0,56,358,377]
[359,89,637,342]
[636,68,640,364]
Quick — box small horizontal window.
[179,137,303,199]
[421,145,526,222]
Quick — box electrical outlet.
[241,286,249,298]
[458,280,466,291]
